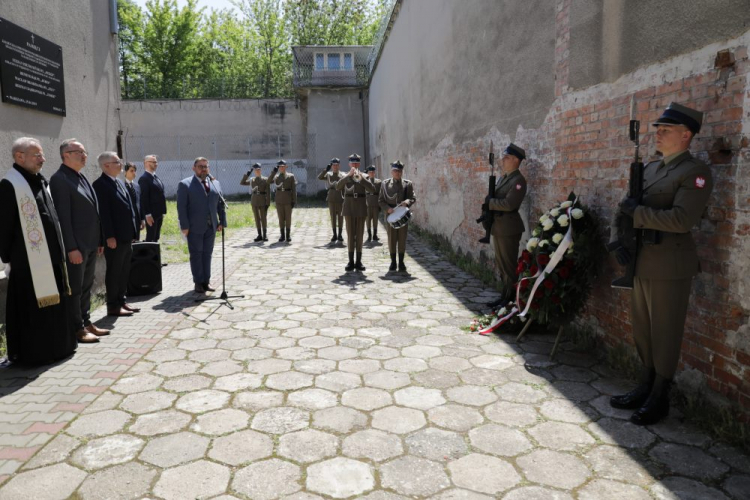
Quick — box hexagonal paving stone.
[259,337,296,349]
[251,407,309,434]
[402,345,443,359]
[233,347,274,362]
[430,356,473,372]
[154,460,230,500]
[384,357,429,373]
[110,373,164,395]
[528,421,595,451]
[145,348,186,363]
[517,449,590,489]
[427,404,484,432]
[577,479,651,500]
[417,334,453,346]
[343,429,403,462]
[214,373,263,392]
[66,410,131,438]
[342,387,393,411]
[649,442,730,480]
[129,410,192,436]
[233,459,302,500]
[650,477,731,500]
[364,370,411,390]
[307,457,375,499]
[201,360,243,377]
[0,463,87,500]
[359,327,392,338]
[209,429,274,466]
[266,371,315,391]
[190,348,231,363]
[320,326,356,338]
[154,360,201,378]
[233,390,285,411]
[318,346,359,361]
[394,386,446,410]
[279,429,339,463]
[372,406,426,434]
[175,389,230,413]
[588,418,656,448]
[313,406,368,433]
[178,338,218,351]
[446,385,497,406]
[298,336,336,349]
[339,359,382,374]
[448,453,521,495]
[139,432,209,468]
[361,346,400,360]
[287,388,338,410]
[484,401,538,427]
[191,408,250,435]
[584,445,660,487]
[469,424,532,457]
[414,369,461,389]
[295,359,337,375]
[539,399,596,423]
[163,374,213,392]
[71,434,144,470]
[246,358,292,374]
[459,367,508,386]
[405,427,468,461]
[316,371,362,392]
[380,456,450,496]
[120,390,176,414]
[503,486,573,500]
[77,462,156,500]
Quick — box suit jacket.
[489,169,527,236]
[317,170,345,204]
[632,151,713,279]
[268,170,297,205]
[177,176,228,235]
[124,180,143,223]
[138,170,167,218]
[49,164,103,252]
[93,174,138,243]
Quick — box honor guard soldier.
[241,163,271,242]
[336,154,376,271]
[609,103,713,426]
[318,158,345,242]
[268,159,297,243]
[365,165,382,242]
[486,144,528,309]
[378,160,416,272]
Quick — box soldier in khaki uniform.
[268,159,297,243]
[317,158,345,243]
[336,154,376,271]
[365,165,382,242]
[609,103,713,426]
[240,163,271,242]
[487,144,527,309]
[378,160,416,272]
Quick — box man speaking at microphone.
[177,157,227,294]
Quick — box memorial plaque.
[0,17,66,116]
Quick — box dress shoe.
[331,232,337,243]
[204,283,216,292]
[262,231,268,241]
[194,283,206,293]
[122,303,141,313]
[630,375,671,426]
[107,307,133,317]
[76,329,100,343]
[610,368,655,409]
[337,232,343,242]
[85,324,110,337]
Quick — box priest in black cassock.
[0,137,77,364]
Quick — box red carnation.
[543,280,555,290]
[537,254,550,266]
[516,261,525,275]
[520,280,529,290]
[558,267,570,279]
[521,250,532,264]
[529,265,539,275]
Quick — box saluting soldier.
[609,102,713,426]
[317,158,345,242]
[268,159,297,243]
[486,144,527,309]
[365,165,382,242]
[378,160,416,272]
[336,154,376,271]
[240,163,271,242]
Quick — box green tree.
[285,0,384,46]
[117,0,145,99]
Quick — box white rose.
[532,228,541,237]
[498,308,507,315]
[540,213,550,223]
[560,201,573,209]
[542,219,554,231]
[526,237,539,251]
[550,208,560,217]
[552,233,563,244]
[539,239,549,248]
[557,214,569,227]
[571,208,584,219]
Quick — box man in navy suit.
[177,157,227,293]
[138,154,167,242]
[93,153,140,317]
[123,162,145,241]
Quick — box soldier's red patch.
[515,184,522,190]
[695,176,706,188]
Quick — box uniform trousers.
[492,232,521,300]
[252,205,268,233]
[345,216,366,251]
[386,225,408,254]
[366,205,380,233]
[328,202,343,232]
[277,203,292,230]
[187,224,215,285]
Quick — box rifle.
[476,141,496,244]
[609,105,643,289]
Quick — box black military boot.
[355,252,366,271]
[279,229,286,242]
[630,375,671,426]
[610,368,656,409]
[367,229,372,242]
[389,253,397,271]
[337,229,343,242]
[331,229,337,243]
[262,229,268,241]
[286,228,291,243]
[398,253,407,272]
[254,231,263,242]
[345,253,355,272]
[373,227,379,242]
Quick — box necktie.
[203,179,210,194]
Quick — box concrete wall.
[369,0,750,413]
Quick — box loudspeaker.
[128,242,162,296]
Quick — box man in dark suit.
[138,154,167,242]
[177,157,227,293]
[93,153,140,317]
[49,139,107,343]
[123,162,145,241]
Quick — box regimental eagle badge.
[516,184,522,190]
[695,176,706,189]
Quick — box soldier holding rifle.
[609,102,713,426]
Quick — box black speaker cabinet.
[128,242,162,296]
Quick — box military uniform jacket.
[489,169,527,236]
[632,151,713,279]
[318,170,345,204]
[250,176,271,207]
[378,178,416,213]
[336,174,376,217]
[268,170,297,205]
[366,178,382,208]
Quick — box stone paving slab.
[0,207,748,499]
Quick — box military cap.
[277,159,287,166]
[348,153,361,162]
[330,157,340,164]
[503,143,526,161]
[252,162,262,169]
[391,160,404,170]
[652,102,703,134]
[365,165,376,172]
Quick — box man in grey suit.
[49,139,107,343]
[177,157,227,293]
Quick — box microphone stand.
[195,176,244,310]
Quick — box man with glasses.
[49,139,107,343]
[138,155,167,242]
